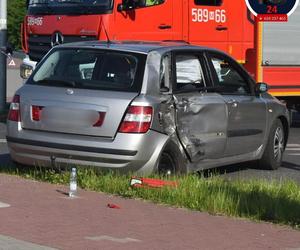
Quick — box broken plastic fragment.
[130,177,178,188]
[107,203,121,209]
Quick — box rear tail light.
[32,105,43,121]
[8,95,21,122]
[119,106,153,133]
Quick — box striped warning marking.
[0,139,6,143]
[286,144,300,156]
[85,235,141,244]
[0,202,10,208]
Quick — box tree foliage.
[8,0,26,50]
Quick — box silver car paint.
[174,92,228,162]
[7,42,290,174]
[222,95,267,157]
[7,121,170,175]
[20,85,138,138]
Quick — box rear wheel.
[157,143,187,176]
[259,119,285,170]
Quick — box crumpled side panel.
[159,100,176,135]
[174,93,227,162]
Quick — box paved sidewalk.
[0,174,299,250]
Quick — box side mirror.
[117,3,124,12]
[118,0,145,11]
[256,82,268,93]
[20,63,34,79]
[20,57,37,80]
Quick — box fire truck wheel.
[157,142,187,176]
[259,119,285,170]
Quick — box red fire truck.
[21,0,300,111]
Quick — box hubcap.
[273,127,284,163]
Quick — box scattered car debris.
[130,177,178,188]
[107,203,121,209]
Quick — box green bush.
[8,0,26,50]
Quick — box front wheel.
[157,143,187,176]
[259,119,285,170]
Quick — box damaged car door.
[172,52,228,162]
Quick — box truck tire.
[157,142,187,176]
[258,119,285,170]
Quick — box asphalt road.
[1,62,300,183]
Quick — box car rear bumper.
[7,122,169,174]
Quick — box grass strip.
[1,165,300,228]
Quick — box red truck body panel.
[22,0,300,100]
[264,66,300,96]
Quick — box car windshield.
[29,48,145,92]
[28,0,113,15]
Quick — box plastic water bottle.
[69,167,77,197]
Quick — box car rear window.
[29,48,146,92]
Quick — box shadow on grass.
[198,162,251,178]
[213,182,300,227]
[0,155,68,178]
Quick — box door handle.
[216,26,228,31]
[158,25,172,30]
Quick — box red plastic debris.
[130,177,178,188]
[107,203,121,209]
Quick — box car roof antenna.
[101,20,111,46]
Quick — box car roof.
[58,40,218,54]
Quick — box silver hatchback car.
[7,41,289,175]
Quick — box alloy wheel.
[273,127,284,163]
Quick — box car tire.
[259,119,285,170]
[157,142,187,176]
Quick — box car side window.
[136,0,165,8]
[175,54,206,91]
[209,55,251,95]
